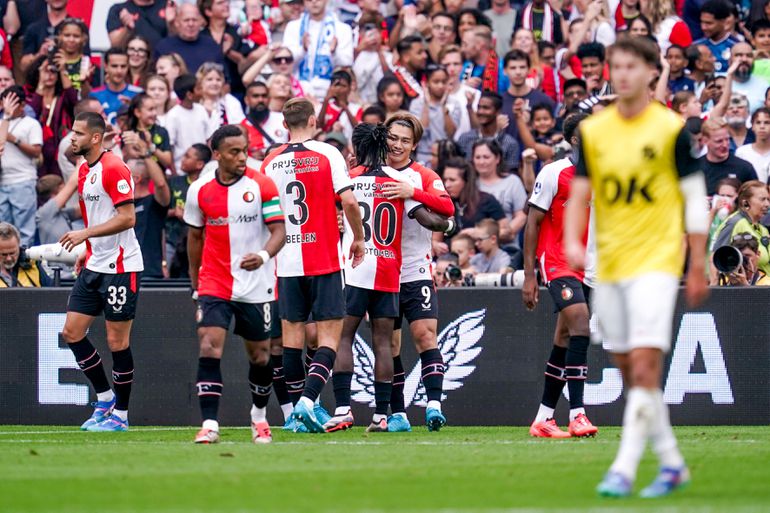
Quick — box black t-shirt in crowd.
[502,89,556,144]
[698,154,758,195]
[106,0,170,47]
[166,174,193,247]
[134,194,170,279]
[15,0,45,35]
[456,191,506,229]
[22,17,92,56]
[154,35,224,79]
[201,24,254,95]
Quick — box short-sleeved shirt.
[0,116,43,186]
[106,0,170,47]
[184,167,284,303]
[576,102,700,283]
[698,154,758,195]
[734,144,770,184]
[343,166,420,292]
[153,35,224,78]
[260,140,353,277]
[456,192,505,229]
[77,152,144,274]
[502,89,556,145]
[470,249,512,273]
[692,34,739,74]
[90,84,143,125]
[240,112,289,159]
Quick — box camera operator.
[433,253,464,288]
[0,222,52,288]
[713,233,770,286]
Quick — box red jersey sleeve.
[413,166,455,216]
[101,156,134,206]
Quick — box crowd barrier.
[0,288,767,426]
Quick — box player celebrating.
[564,36,709,498]
[522,111,599,439]
[325,123,451,432]
[59,112,144,432]
[261,98,365,433]
[185,125,286,444]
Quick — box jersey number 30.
[360,203,397,246]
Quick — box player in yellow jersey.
[563,36,710,499]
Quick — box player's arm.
[676,128,710,307]
[564,139,591,271]
[240,221,286,271]
[60,202,136,251]
[339,188,365,268]
[410,205,452,232]
[522,206,546,310]
[382,169,455,216]
[187,226,204,292]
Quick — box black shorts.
[278,271,345,322]
[345,285,399,319]
[67,269,141,322]
[271,301,283,339]
[197,296,277,341]
[547,277,591,313]
[394,280,438,330]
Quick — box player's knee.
[105,332,129,351]
[198,335,222,359]
[248,346,270,366]
[61,325,84,344]
[270,337,283,355]
[412,326,437,353]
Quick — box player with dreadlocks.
[328,123,451,432]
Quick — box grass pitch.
[0,425,768,513]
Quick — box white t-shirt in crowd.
[164,103,212,172]
[204,94,246,138]
[448,85,480,143]
[735,144,770,184]
[0,116,43,186]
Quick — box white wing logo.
[351,309,486,407]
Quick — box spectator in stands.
[433,252,461,288]
[712,180,770,276]
[450,233,476,275]
[485,0,516,57]
[360,105,385,125]
[730,42,770,115]
[511,29,557,102]
[409,64,459,165]
[155,53,188,96]
[640,0,692,53]
[457,9,490,42]
[145,74,173,122]
[687,43,716,100]
[391,35,428,104]
[427,12,457,64]
[558,78,587,119]
[270,0,304,44]
[165,74,210,171]
[124,93,173,172]
[577,42,610,97]
[57,97,111,187]
[0,222,51,287]
[460,26,504,93]
[125,154,171,279]
[666,44,695,94]
[107,0,174,48]
[126,35,153,87]
[0,65,13,94]
[708,176,740,248]
[470,218,512,273]
[627,14,653,38]
[353,18,392,104]
[440,45,479,143]
[752,20,770,62]
[166,143,210,278]
[723,93,754,151]
[736,108,770,184]
[90,48,143,125]
[457,91,520,172]
[20,0,68,73]
[266,72,293,113]
[35,171,79,245]
[319,69,362,141]
[284,0,354,99]
[501,49,555,143]
[699,119,757,195]
[25,53,77,177]
[0,86,42,246]
[154,3,225,77]
[441,156,505,233]
[375,76,407,118]
[197,62,245,135]
[672,90,703,120]
[240,81,288,160]
[713,233,770,286]
[693,0,739,74]
[516,0,563,45]
[243,45,305,98]
[55,17,93,95]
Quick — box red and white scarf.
[522,2,554,42]
[391,65,423,99]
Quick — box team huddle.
[57,36,709,499]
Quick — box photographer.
[433,252,463,288]
[712,233,770,286]
[0,222,51,288]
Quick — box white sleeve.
[183,183,205,228]
[328,144,353,193]
[679,171,709,234]
[226,95,245,124]
[284,20,305,65]
[25,119,43,146]
[333,23,354,68]
[528,163,559,211]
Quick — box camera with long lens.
[463,271,526,288]
[713,245,743,274]
[25,243,84,265]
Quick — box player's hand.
[349,238,365,268]
[522,274,539,311]
[382,181,414,199]
[60,229,89,252]
[74,252,86,275]
[685,267,709,306]
[564,240,586,271]
[240,253,264,271]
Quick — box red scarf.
[392,66,422,99]
[481,50,499,93]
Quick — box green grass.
[0,426,768,513]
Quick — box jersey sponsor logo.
[116,179,131,194]
[351,309,485,407]
[83,193,100,202]
[270,156,320,173]
[533,181,542,194]
[207,213,261,226]
[243,191,255,203]
[600,175,654,204]
[433,179,445,191]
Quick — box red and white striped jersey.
[343,166,420,292]
[528,157,596,286]
[261,140,352,277]
[78,151,143,274]
[395,161,455,283]
[184,167,284,303]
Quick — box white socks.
[372,413,387,423]
[298,396,314,409]
[250,405,267,424]
[427,400,442,412]
[534,404,555,424]
[97,390,115,403]
[569,407,585,422]
[334,406,351,416]
[649,388,685,469]
[112,409,127,421]
[281,403,294,421]
[202,419,219,432]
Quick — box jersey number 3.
[286,181,309,225]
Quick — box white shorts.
[592,272,679,354]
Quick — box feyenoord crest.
[195,307,203,324]
[561,286,574,301]
[243,191,255,203]
[90,173,97,184]
[351,309,485,407]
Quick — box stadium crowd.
[0,0,769,288]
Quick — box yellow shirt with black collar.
[576,102,700,283]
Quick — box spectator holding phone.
[20,0,69,74]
